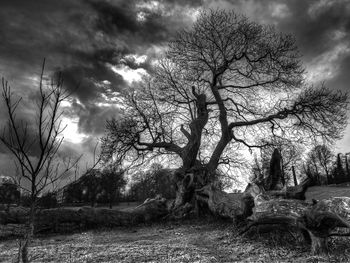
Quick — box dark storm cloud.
[87,0,194,46]
[59,61,126,103]
[271,0,350,60]
[2,0,350,168]
[268,0,350,100]
[87,0,140,34]
[0,0,91,78]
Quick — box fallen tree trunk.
[195,184,254,223]
[242,195,350,254]
[2,177,350,255]
[0,196,169,233]
[195,180,350,255]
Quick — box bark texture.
[242,194,350,254]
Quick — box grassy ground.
[1,187,350,262]
[1,220,350,263]
[58,202,140,211]
[305,185,350,201]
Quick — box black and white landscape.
[1,0,350,262]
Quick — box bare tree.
[100,164,126,209]
[306,144,334,184]
[0,60,78,260]
[314,145,334,184]
[102,10,348,212]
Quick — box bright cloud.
[308,0,350,18]
[60,116,88,144]
[109,64,147,84]
[270,3,290,19]
[306,43,350,83]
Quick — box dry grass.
[305,185,350,201]
[1,187,350,262]
[1,220,350,263]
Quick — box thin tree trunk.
[21,237,29,263]
[109,194,114,209]
[292,166,298,186]
[346,155,350,180]
[325,168,330,185]
[20,199,35,263]
[308,231,328,255]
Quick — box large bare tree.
[102,10,348,211]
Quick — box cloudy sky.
[1,0,350,178]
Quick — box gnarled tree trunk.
[241,194,350,254]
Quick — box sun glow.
[60,117,88,144]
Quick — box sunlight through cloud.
[109,64,147,85]
[60,116,88,144]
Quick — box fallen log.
[0,196,169,233]
[242,195,350,254]
[195,184,254,223]
[196,180,350,255]
[195,179,311,223]
[267,178,311,200]
[2,178,349,255]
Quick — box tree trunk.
[292,166,298,186]
[196,184,254,223]
[345,155,349,179]
[174,175,194,208]
[29,202,35,236]
[267,149,284,190]
[109,193,114,209]
[309,231,328,255]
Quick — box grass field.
[1,187,350,262]
[305,185,350,201]
[1,220,350,262]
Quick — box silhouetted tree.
[102,10,348,214]
[64,182,84,203]
[251,138,303,188]
[83,169,102,207]
[37,192,57,209]
[333,153,346,184]
[306,145,334,184]
[128,165,176,202]
[267,149,284,190]
[100,165,126,209]
[345,153,350,179]
[0,182,20,212]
